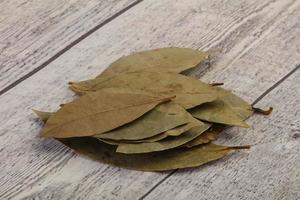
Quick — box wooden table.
[0,0,299,199]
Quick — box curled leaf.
[252,106,273,115]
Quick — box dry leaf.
[69,71,218,109]
[33,47,268,172]
[116,123,210,154]
[99,117,204,145]
[42,91,173,138]
[99,133,169,145]
[188,85,253,127]
[33,109,52,123]
[97,47,211,78]
[93,102,192,141]
[214,87,253,120]
[60,137,250,171]
[185,124,225,148]
[190,100,250,127]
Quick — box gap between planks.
[0,0,144,97]
[138,63,300,200]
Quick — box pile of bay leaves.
[34,48,271,171]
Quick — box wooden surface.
[0,0,140,92]
[0,0,299,199]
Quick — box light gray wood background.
[0,0,299,199]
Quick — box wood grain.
[144,69,300,200]
[0,0,140,92]
[0,0,299,199]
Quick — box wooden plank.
[0,0,299,199]
[0,0,140,91]
[144,69,300,200]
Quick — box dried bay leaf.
[98,132,170,145]
[70,72,252,125]
[164,117,203,136]
[190,100,250,127]
[188,85,253,127]
[33,110,52,123]
[185,124,225,148]
[69,71,218,109]
[33,47,268,172]
[60,137,250,171]
[93,102,192,141]
[42,92,173,138]
[116,123,210,154]
[97,47,211,78]
[99,117,204,145]
[215,88,253,120]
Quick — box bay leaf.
[69,71,218,109]
[190,100,250,127]
[185,124,225,148]
[97,132,170,145]
[99,117,203,145]
[97,47,212,78]
[116,123,210,154]
[93,102,192,141]
[189,85,253,127]
[60,137,250,171]
[42,91,173,138]
[214,87,253,120]
[163,117,203,136]
[33,109,52,123]
[69,72,253,125]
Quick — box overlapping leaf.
[99,115,204,145]
[69,71,218,109]
[189,87,253,126]
[116,123,210,154]
[97,47,212,78]
[93,102,192,141]
[33,47,263,172]
[185,124,225,148]
[60,137,249,171]
[190,100,249,127]
[42,91,173,138]
[70,71,252,126]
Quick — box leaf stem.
[252,106,273,115]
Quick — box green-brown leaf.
[60,137,249,171]
[116,123,210,154]
[97,47,211,78]
[185,124,225,148]
[93,102,192,141]
[69,71,218,109]
[99,116,204,145]
[42,91,173,138]
[33,109,52,123]
[190,100,250,127]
